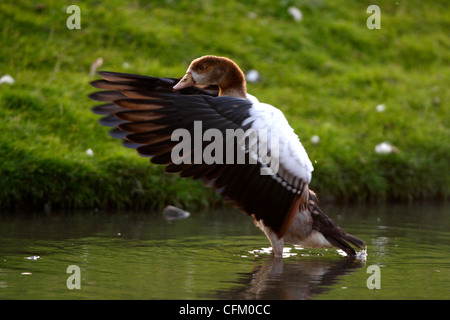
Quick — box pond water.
[0,203,448,300]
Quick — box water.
[0,203,449,300]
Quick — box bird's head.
[173,55,247,99]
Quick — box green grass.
[0,0,448,210]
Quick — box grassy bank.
[0,0,448,210]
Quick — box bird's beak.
[173,72,195,91]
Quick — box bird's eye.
[199,65,207,70]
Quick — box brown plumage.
[89,55,365,257]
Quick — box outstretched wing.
[89,71,312,237]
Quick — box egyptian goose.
[89,55,365,257]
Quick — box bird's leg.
[268,233,284,258]
[262,225,284,257]
[253,217,284,257]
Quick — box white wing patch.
[244,94,313,187]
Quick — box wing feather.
[90,71,313,237]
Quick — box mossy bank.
[0,0,448,210]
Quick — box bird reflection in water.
[214,252,365,300]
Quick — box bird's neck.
[219,86,247,99]
[217,60,247,99]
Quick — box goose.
[89,55,365,257]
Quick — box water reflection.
[0,203,449,299]
[215,255,364,299]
